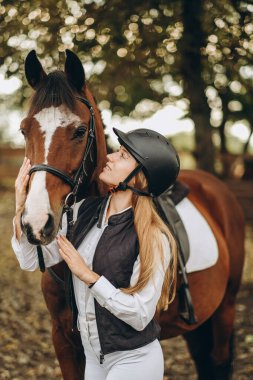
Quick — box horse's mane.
[28,71,76,116]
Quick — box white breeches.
[83,339,164,380]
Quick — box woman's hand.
[15,157,31,214]
[56,235,100,285]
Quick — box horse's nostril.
[22,223,41,245]
[42,214,55,238]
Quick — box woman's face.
[99,145,137,187]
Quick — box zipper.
[100,350,105,364]
[92,201,110,365]
[94,299,107,364]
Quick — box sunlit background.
[0,70,252,153]
[0,0,253,177]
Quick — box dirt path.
[0,190,252,380]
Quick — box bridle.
[28,95,97,261]
[29,96,96,198]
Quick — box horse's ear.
[24,50,47,89]
[65,49,85,92]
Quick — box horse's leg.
[51,312,85,380]
[184,291,236,380]
[183,319,214,380]
[208,289,236,380]
[41,269,85,380]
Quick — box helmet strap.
[109,163,153,197]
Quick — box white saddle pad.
[175,198,218,273]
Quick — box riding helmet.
[113,128,180,196]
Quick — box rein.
[28,96,97,271]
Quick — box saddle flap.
[154,181,190,265]
[154,182,197,325]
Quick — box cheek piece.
[109,163,153,197]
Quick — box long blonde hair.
[122,171,178,312]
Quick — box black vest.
[70,196,161,355]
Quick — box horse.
[21,49,107,379]
[20,50,245,380]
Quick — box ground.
[0,189,252,380]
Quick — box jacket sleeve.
[11,200,83,271]
[90,234,171,331]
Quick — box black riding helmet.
[113,128,180,197]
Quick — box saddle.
[154,181,197,325]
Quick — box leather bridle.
[29,96,96,204]
[28,96,96,266]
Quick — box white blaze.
[24,105,81,237]
[34,105,81,163]
[23,172,51,239]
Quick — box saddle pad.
[175,198,218,273]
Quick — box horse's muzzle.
[21,213,55,245]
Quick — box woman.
[12,128,180,380]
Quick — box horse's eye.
[73,126,87,139]
[20,128,26,137]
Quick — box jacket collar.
[97,195,133,227]
[107,208,133,226]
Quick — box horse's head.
[21,50,107,245]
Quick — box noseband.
[29,96,96,201]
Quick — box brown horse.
[22,49,107,379]
[21,50,245,380]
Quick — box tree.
[1,0,252,173]
[179,0,215,171]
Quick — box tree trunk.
[179,0,215,172]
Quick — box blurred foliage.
[0,0,183,116]
[0,0,253,171]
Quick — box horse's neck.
[81,85,108,197]
[77,137,107,199]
